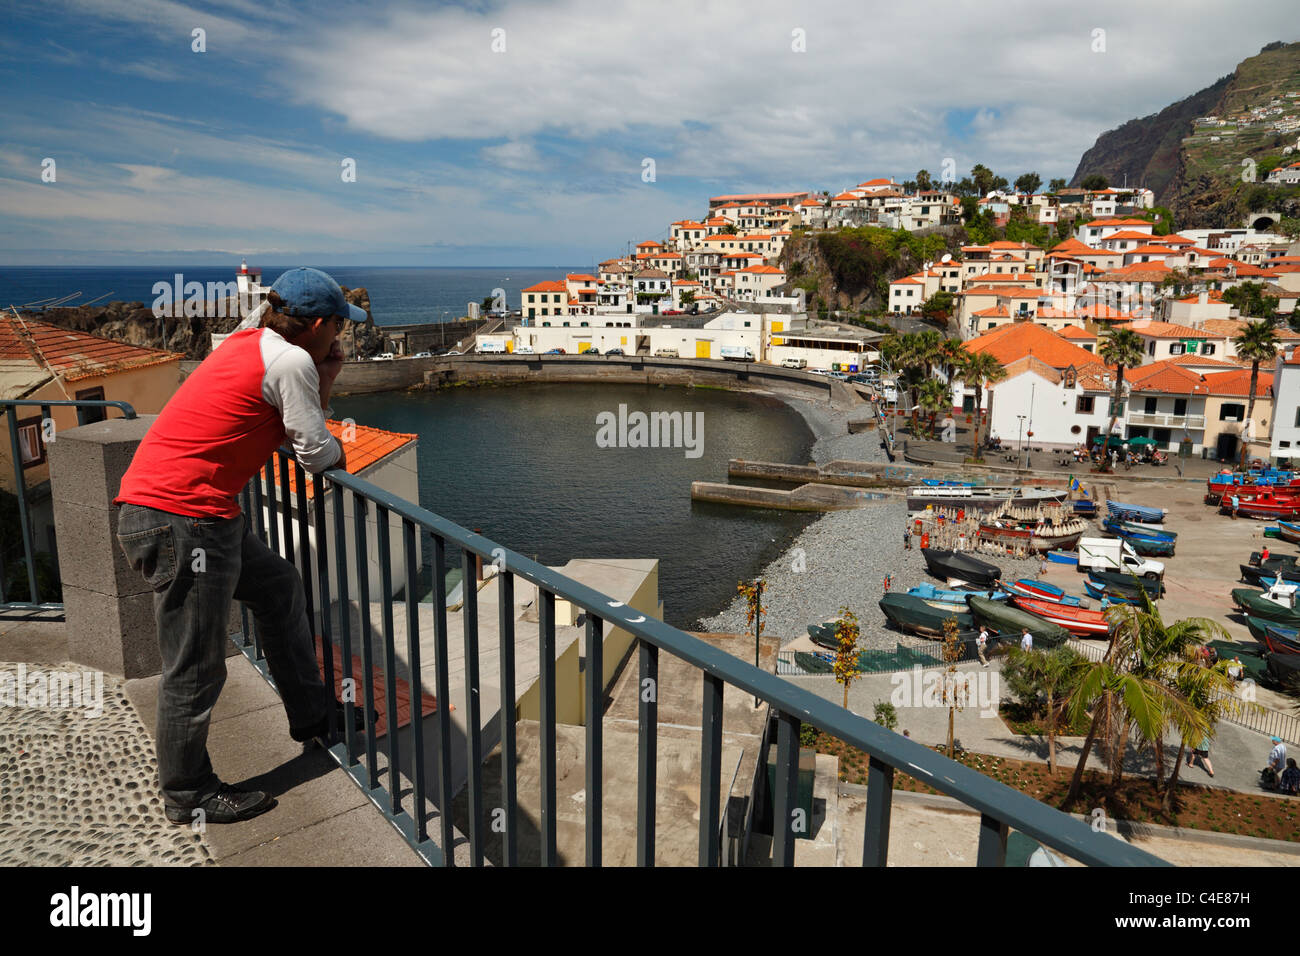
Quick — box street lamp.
[1016,414,1028,469]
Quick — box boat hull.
[920,548,1002,588]
[1102,517,1175,540]
[1084,580,1143,605]
[1263,624,1300,655]
[1106,500,1166,524]
[1239,565,1300,588]
[966,595,1071,646]
[1010,596,1111,637]
[1087,570,1164,596]
[977,524,1084,553]
[879,593,974,637]
[1279,521,1300,544]
[1110,533,1176,557]
[906,486,1068,513]
[1003,578,1088,607]
[1230,588,1300,627]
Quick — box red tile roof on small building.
[963,322,1099,370]
[0,314,182,385]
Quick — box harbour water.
[332,382,819,628]
[0,266,584,327]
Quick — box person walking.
[903,526,911,550]
[1281,758,1300,796]
[1186,732,1214,777]
[1020,629,1033,653]
[1261,544,1271,564]
[1231,493,1240,519]
[115,268,367,825]
[976,626,990,667]
[1268,736,1288,775]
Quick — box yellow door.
[696,340,712,358]
[506,341,513,353]
[620,336,628,345]
[578,342,590,353]
[771,320,784,333]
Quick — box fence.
[0,398,137,614]
[228,445,1165,867]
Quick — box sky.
[0,0,1296,266]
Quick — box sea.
[0,265,585,327]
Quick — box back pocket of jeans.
[117,526,178,592]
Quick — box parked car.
[584,347,600,355]
[661,309,682,315]
[545,348,566,355]
[447,350,463,356]
[514,345,535,354]
[827,370,848,380]
[371,352,395,361]
[605,347,625,356]
[413,351,433,358]
[781,357,808,369]
[655,348,679,358]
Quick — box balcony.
[1127,412,1206,429]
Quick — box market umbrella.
[1127,436,1158,446]
[1092,436,1127,448]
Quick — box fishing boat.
[1231,583,1300,627]
[1102,517,1175,540]
[1103,529,1176,557]
[977,514,1087,553]
[807,619,845,650]
[906,484,1068,513]
[1105,500,1167,524]
[1087,569,1164,596]
[907,582,1008,605]
[1239,564,1300,588]
[1263,624,1300,655]
[878,593,974,637]
[1278,521,1300,544]
[1083,580,1144,606]
[920,479,975,487]
[1071,499,1098,518]
[1002,578,1090,607]
[966,595,1070,647]
[1248,551,1298,569]
[920,548,1002,588]
[1010,596,1112,638]
[1221,491,1300,521]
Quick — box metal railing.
[1127,413,1206,429]
[1,399,137,614]
[232,445,1166,867]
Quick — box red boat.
[1010,596,1112,637]
[1207,475,1300,504]
[1220,491,1300,520]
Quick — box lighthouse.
[235,258,267,315]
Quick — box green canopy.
[1092,436,1127,448]
[1127,436,1158,446]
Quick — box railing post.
[497,569,518,866]
[862,755,894,867]
[353,494,379,789]
[331,482,357,763]
[977,813,1009,867]
[637,640,658,867]
[430,534,455,865]
[539,589,558,866]
[699,673,723,867]
[402,519,428,843]
[461,547,484,866]
[585,614,603,867]
[772,711,799,866]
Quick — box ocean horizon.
[0,265,592,327]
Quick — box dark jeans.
[116,503,331,808]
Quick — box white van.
[477,340,506,354]
[514,345,535,354]
[781,357,808,369]
[372,352,395,361]
[655,347,679,358]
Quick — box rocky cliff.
[23,287,385,360]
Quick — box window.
[1283,441,1293,449]
[1220,403,1245,422]
[1174,398,1187,416]
[1076,396,1095,414]
[16,416,45,467]
[1294,406,1300,428]
[1202,343,1216,355]
[75,386,106,425]
[1169,343,1185,356]
[1147,341,1156,356]
[1144,397,1158,414]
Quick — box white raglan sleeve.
[262,341,343,473]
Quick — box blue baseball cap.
[269,267,367,323]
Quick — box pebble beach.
[696,393,1043,650]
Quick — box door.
[1217,432,1237,462]
[696,340,712,358]
[1086,425,1100,447]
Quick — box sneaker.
[165,784,276,825]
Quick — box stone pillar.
[46,416,161,678]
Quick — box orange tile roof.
[972,306,1010,317]
[832,192,860,201]
[565,274,597,281]
[740,264,784,274]
[1096,262,1172,281]
[1177,290,1226,303]
[1103,230,1157,241]
[963,322,1099,370]
[1056,325,1097,340]
[962,285,1039,296]
[1125,361,1208,395]
[1152,234,1195,246]
[0,314,182,384]
[1126,244,1175,256]
[1165,353,1244,369]
[1087,218,1153,228]
[272,422,417,500]
[1120,320,1205,338]
[523,280,567,293]
[1000,355,1063,383]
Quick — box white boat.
[906,484,1068,513]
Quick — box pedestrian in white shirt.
[1020,629,1033,652]
[977,627,989,667]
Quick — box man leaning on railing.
[113,268,366,826]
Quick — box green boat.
[1230,586,1300,627]
[879,593,973,637]
[967,595,1070,647]
[1245,615,1284,641]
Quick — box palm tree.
[1097,328,1145,472]
[959,350,1007,460]
[1233,321,1278,468]
[1161,660,1245,812]
[1005,646,1087,774]
[918,378,951,438]
[938,337,966,390]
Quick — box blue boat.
[1003,578,1089,607]
[1106,500,1167,524]
[1071,499,1098,517]
[920,479,975,487]
[1279,520,1300,545]
[1083,579,1143,606]
[907,582,1008,605]
[1101,516,1176,541]
[1046,550,1079,565]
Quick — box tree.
[1097,328,1145,472]
[955,176,976,198]
[971,164,996,197]
[939,618,966,755]
[937,337,965,390]
[918,378,951,437]
[1014,172,1042,195]
[1081,174,1109,191]
[832,607,861,709]
[1048,178,1067,193]
[1004,645,1087,774]
[990,175,1009,194]
[959,350,1007,461]
[915,169,933,191]
[1234,320,1278,467]
[920,291,956,322]
[1161,659,1242,812]
[720,223,738,235]
[1223,281,1279,319]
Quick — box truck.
[1075,537,1165,579]
[477,340,507,354]
[720,345,754,361]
